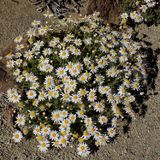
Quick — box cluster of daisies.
[121,0,158,24]
[5,3,151,157]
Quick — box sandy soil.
[0,0,160,160]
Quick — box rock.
[86,0,121,23]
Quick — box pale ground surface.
[0,0,160,160]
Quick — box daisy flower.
[94,102,105,112]
[131,82,140,91]
[123,79,131,88]
[69,114,76,123]
[78,88,87,97]
[38,26,47,35]
[66,62,74,71]
[61,110,68,118]
[93,132,103,141]
[16,44,24,51]
[83,57,91,66]
[16,114,25,126]
[43,48,52,56]
[82,130,91,140]
[26,90,37,99]
[56,67,66,78]
[13,94,21,103]
[62,76,71,83]
[61,93,70,102]
[68,79,77,89]
[38,91,47,101]
[38,140,50,153]
[31,20,41,27]
[67,45,76,52]
[34,40,44,50]
[27,28,36,37]
[61,119,71,127]
[24,50,33,60]
[52,141,61,148]
[29,75,38,83]
[71,94,81,104]
[88,89,97,102]
[13,130,23,143]
[74,39,82,46]
[14,36,23,43]
[84,38,92,45]
[77,143,90,157]
[72,48,81,56]
[69,68,80,77]
[64,33,74,42]
[6,60,15,68]
[13,69,20,76]
[59,50,69,59]
[41,126,51,136]
[76,110,85,119]
[50,131,59,140]
[44,75,55,90]
[30,82,39,90]
[78,74,88,83]
[51,110,63,123]
[87,125,98,135]
[107,127,116,138]
[107,93,115,104]
[16,75,24,83]
[100,44,108,53]
[89,64,98,73]
[107,67,118,78]
[33,126,41,135]
[15,59,23,66]
[98,116,108,125]
[59,136,68,147]
[48,89,59,100]
[121,13,128,19]
[28,110,36,119]
[49,38,60,47]
[84,117,93,126]
[7,88,17,97]
[95,74,104,84]
[118,85,126,96]
[64,85,72,93]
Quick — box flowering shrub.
[4,11,150,157]
[121,0,160,26]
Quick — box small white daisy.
[26,90,37,99]
[77,143,90,157]
[14,36,23,43]
[41,126,51,136]
[59,50,69,59]
[107,127,116,138]
[56,67,67,78]
[71,94,81,104]
[38,140,50,153]
[33,126,41,135]
[13,130,23,143]
[51,110,63,123]
[98,116,108,125]
[94,102,105,112]
[60,136,69,147]
[38,91,47,101]
[16,114,25,126]
[50,130,59,140]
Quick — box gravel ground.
[0,0,160,160]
